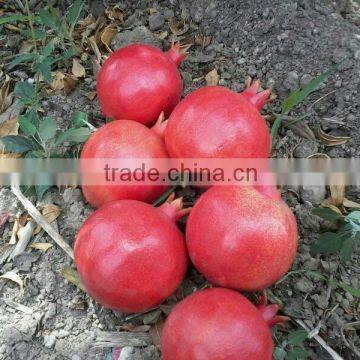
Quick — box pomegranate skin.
[80,120,168,208]
[186,186,298,291]
[161,288,274,360]
[74,200,188,313]
[97,43,184,125]
[165,86,270,158]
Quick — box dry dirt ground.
[0,0,360,359]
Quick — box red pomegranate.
[161,288,288,360]
[186,186,298,291]
[97,43,186,125]
[164,79,271,158]
[80,117,168,208]
[74,195,189,313]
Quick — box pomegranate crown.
[158,193,192,222]
[241,77,275,111]
[165,42,190,67]
[256,292,289,327]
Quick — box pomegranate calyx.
[158,193,192,222]
[166,43,189,67]
[151,112,168,139]
[256,292,289,328]
[242,76,272,111]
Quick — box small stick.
[94,331,152,348]
[295,319,344,360]
[11,185,74,260]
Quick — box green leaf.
[281,60,345,114]
[71,111,88,128]
[311,232,344,254]
[66,0,85,28]
[35,185,51,199]
[311,207,343,221]
[14,82,36,104]
[39,8,64,34]
[1,135,38,153]
[287,330,309,345]
[346,211,360,222]
[34,59,53,84]
[8,53,37,69]
[41,39,55,57]
[19,115,37,136]
[60,268,86,292]
[26,150,46,158]
[27,109,40,128]
[338,282,360,297]
[55,127,91,145]
[39,117,57,142]
[273,347,287,360]
[340,236,357,263]
[0,14,29,25]
[270,115,283,140]
[288,346,309,360]
[20,28,46,40]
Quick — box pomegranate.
[74,195,189,313]
[186,186,298,291]
[97,43,186,125]
[161,288,288,360]
[80,116,168,208]
[164,79,271,158]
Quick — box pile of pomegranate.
[73,43,299,359]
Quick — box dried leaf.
[9,218,19,244]
[100,26,117,52]
[288,121,316,140]
[132,325,151,332]
[195,33,211,47]
[50,71,65,91]
[78,14,96,27]
[30,242,53,252]
[0,271,23,291]
[205,69,219,86]
[320,201,344,215]
[169,17,189,36]
[63,75,77,95]
[61,268,86,292]
[149,320,164,347]
[72,58,85,78]
[316,127,350,146]
[329,183,345,206]
[34,204,61,234]
[105,7,124,21]
[154,30,168,40]
[143,309,162,325]
[19,40,34,54]
[85,91,97,100]
[0,116,19,153]
[342,198,360,209]
[0,75,12,113]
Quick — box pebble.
[293,140,319,158]
[112,26,160,50]
[284,71,300,91]
[295,278,315,293]
[148,13,165,31]
[300,185,326,205]
[44,334,56,348]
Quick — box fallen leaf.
[149,320,164,347]
[9,218,19,244]
[342,198,360,208]
[154,30,168,40]
[72,58,86,78]
[143,309,162,325]
[0,271,23,291]
[105,7,124,21]
[5,24,20,32]
[61,268,86,292]
[30,242,53,252]
[329,182,345,206]
[195,33,211,47]
[132,325,151,332]
[100,26,117,52]
[63,75,78,95]
[78,14,96,27]
[89,37,102,64]
[85,91,97,100]
[316,127,350,146]
[19,40,34,54]
[50,71,65,91]
[0,75,12,113]
[169,17,189,36]
[34,204,61,234]
[205,68,219,86]
[0,116,19,153]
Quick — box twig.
[93,331,152,348]
[11,185,74,259]
[295,319,344,360]
[340,321,360,358]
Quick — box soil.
[0,0,360,359]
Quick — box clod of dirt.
[112,26,160,49]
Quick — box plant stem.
[25,0,38,54]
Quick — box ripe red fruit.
[97,43,186,125]
[74,196,189,313]
[161,288,288,360]
[165,80,271,158]
[186,186,298,291]
[80,118,168,208]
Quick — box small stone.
[45,303,57,320]
[57,329,69,339]
[295,278,315,293]
[293,140,319,158]
[163,9,174,19]
[63,188,82,204]
[300,185,326,205]
[284,71,299,91]
[300,74,312,87]
[44,334,56,348]
[3,326,23,344]
[148,13,165,31]
[112,26,160,50]
[13,252,40,272]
